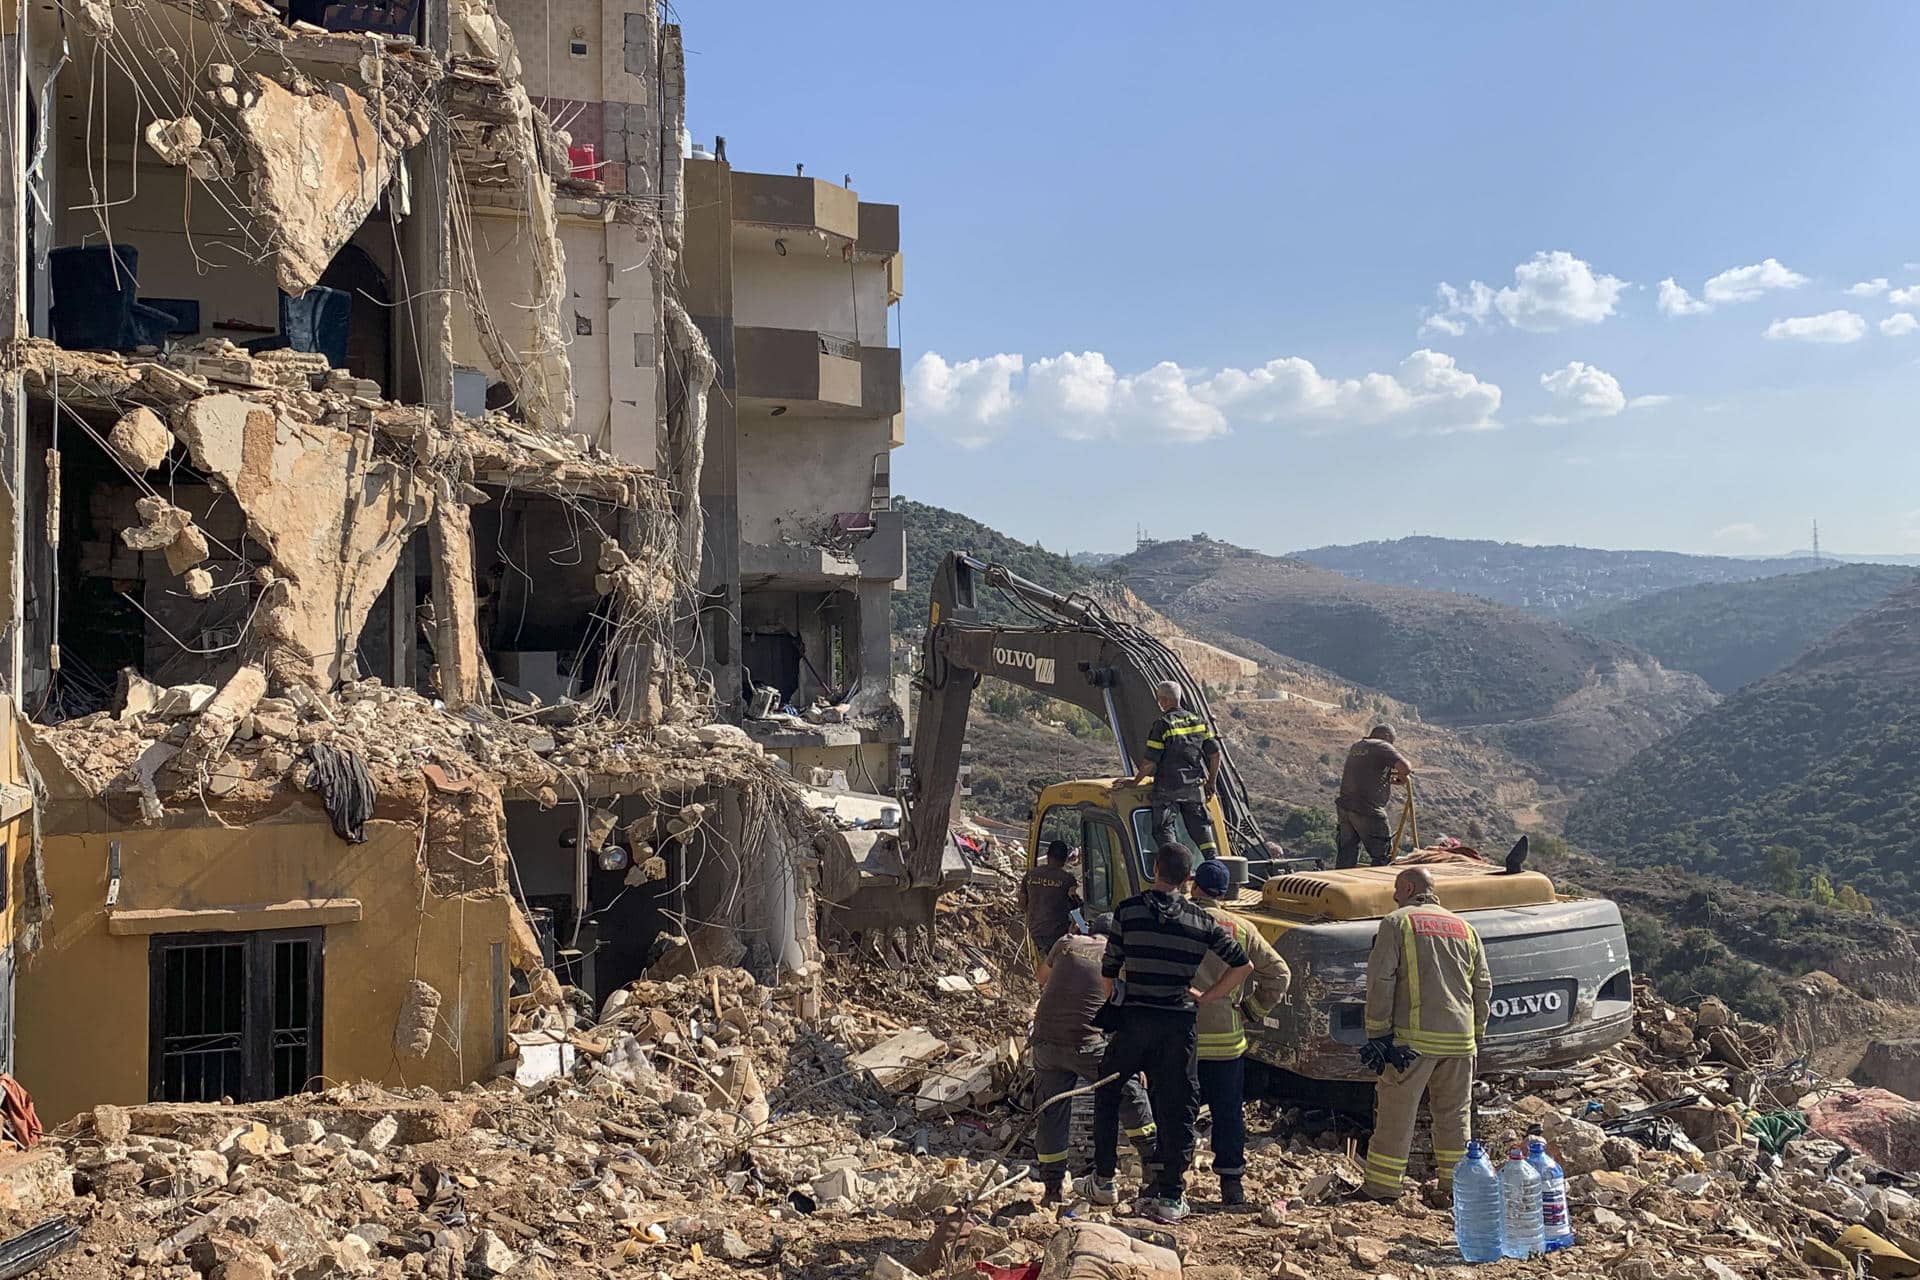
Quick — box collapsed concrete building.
[0,0,904,1123]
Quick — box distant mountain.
[1568,577,1920,920]
[1069,551,1127,569]
[1291,536,1824,616]
[1571,565,1917,692]
[1769,551,1920,566]
[1108,536,1717,784]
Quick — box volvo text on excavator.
[895,552,1634,1083]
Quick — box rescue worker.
[1091,843,1252,1224]
[1336,724,1413,869]
[1130,680,1223,860]
[1030,918,1157,1204]
[1019,839,1081,956]
[1188,858,1291,1206]
[1360,867,1491,1202]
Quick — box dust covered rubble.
[26,884,1920,1280]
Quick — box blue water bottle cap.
[1464,1139,1484,1159]
[1528,1137,1547,1153]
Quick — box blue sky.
[687,4,1920,558]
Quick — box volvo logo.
[1489,991,1565,1019]
[992,647,1056,684]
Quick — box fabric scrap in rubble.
[1808,1088,1920,1172]
[306,742,376,843]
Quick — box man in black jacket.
[1090,843,1252,1223]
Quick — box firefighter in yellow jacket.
[1360,866,1491,1202]
[1189,859,1291,1205]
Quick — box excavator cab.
[1024,780,1234,920]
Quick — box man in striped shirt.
[1090,843,1252,1223]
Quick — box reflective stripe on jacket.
[1193,904,1292,1061]
[1363,892,1491,1058]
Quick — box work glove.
[1386,1042,1420,1072]
[1358,1036,1394,1076]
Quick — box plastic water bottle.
[1499,1148,1545,1258]
[1451,1141,1505,1264]
[1529,1137,1574,1252]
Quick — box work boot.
[1219,1175,1246,1206]
[1040,1178,1064,1207]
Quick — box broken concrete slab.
[166,665,268,782]
[120,496,192,552]
[106,406,174,472]
[213,70,397,296]
[849,1029,945,1092]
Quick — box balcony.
[731,172,859,241]
[861,346,902,418]
[736,326,863,415]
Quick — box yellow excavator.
[896,553,1633,1083]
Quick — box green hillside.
[1571,565,1915,692]
[893,498,1098,631]
[1568,577,1920,920]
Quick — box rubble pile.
[18,895,1920,1279]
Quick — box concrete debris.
[118,495,192,552]
[393,979,443,1061]
[212,69,399,294]
[105,405,173,472]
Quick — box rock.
[278,1119,325,1147]
[1590,1207,1628,1232]
[1038,1223,1181,1280]
[1273,1262,1313,1280]
[1600,1137,1643,1170]
[694,723,752,748]
[1694,996,1731,1029]
[186,1149,230,1186]
[166,522,210,574]
[332,1233,375,1274]
[362,1114,399,1154]
[1571,1170,1643,1208]
[1860,1041,1920,1102]
[228,1123,274,1158]
[1671,1172,1712,1197]
[713,1231,753,1262]
[813,1167,866,1205]
[871,1257,922,1280]
[1700,1259,1740,1280]
[107,406,175,472]
[1674,1104,1745,1152]
[185,568,215,599]
[212,1251,275,1280]
[156,684,217,718]
[1348,1237,1392,1267]
[93,1105,132,1144]
[466,1229,517,1276]
[666,1091,706,1117]
[1543,1111,1610,1175]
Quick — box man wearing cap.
[1189,858,1291,1205]
[1020,839,1081,958]
[1335,724,1413,869]
[1131,680,1223,861]
[1029,918,1157,1204]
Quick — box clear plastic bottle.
[1451,1140,1505,1264]
[1529,1137,1574,1252]
[1499,1147,1545,1258]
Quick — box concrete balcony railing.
[736,326,863,415]
[861,345,902,418]
[854,508,905,585]
[732,172,859,241]
[739,509,905,591]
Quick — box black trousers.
[1151,796,1217,857]
[1336,804,1393,869]
[1198,1056,1247,1178]
[1094,1005,1199,1198]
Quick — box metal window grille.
[149,928,323,1103]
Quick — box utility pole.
[1811,519,1822,567]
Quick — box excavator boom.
[899,552,1263,886]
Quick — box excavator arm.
[899,552,1264,888]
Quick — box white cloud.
[1763,311,1867,344]
[905,352,1024,447]
[1702,258,1808,305]
[1848,277,1891,297]
[1423,251,1626,334]
[1657,278,1710,317]
[1713,522,1768,546]
[909,348,1504,446]
[1538,361,1626,420]
[1628,394,1672,409]
[1890,284,1920,306]
[1882,313,1920,337]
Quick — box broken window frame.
[147,926,324,1104]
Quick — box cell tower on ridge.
[1811,519,1822,567]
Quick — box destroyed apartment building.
[0,0,911,1125]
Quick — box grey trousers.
[1033,1037,1155,1180]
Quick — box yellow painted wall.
[16,816,509,1124]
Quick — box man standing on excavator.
[1131,680,1223,861]
[1336,724,1412,869]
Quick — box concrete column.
[0,31,26,700]
[428,494,483,708]
[857,578,891,694]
